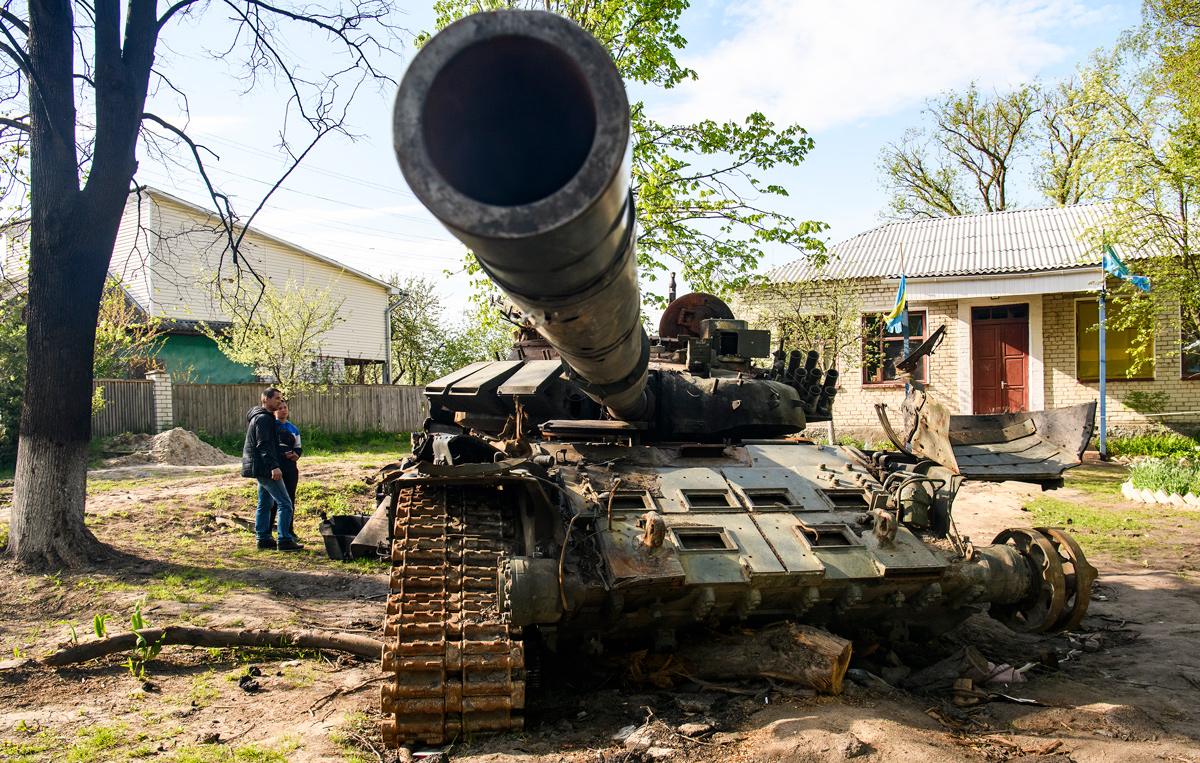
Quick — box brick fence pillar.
[146,370,173,432]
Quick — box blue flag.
[884,275,907,332]
[1103,245,1150,292]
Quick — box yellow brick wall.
[1044,292,1200,428]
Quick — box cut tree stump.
[676,623,853,695]
[41,626,383,666]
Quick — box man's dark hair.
[262,387,282,401]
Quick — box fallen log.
[41,626,383,666]
[675,623,852,695]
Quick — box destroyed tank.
[374,9,1098,746]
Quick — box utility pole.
[1098,281,1108,460]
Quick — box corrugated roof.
[767,203,1148,283]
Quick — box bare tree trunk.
[10,0,157,569]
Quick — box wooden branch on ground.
[674,623,852,695]
[41,626,382,666]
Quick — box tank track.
[380,483,525,746]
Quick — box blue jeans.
[256,477,296,542]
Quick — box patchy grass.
[146,568,250,603]
[203,479,373,522]
[1021,494,1200,560]
[189,670,220,707]
[1063,464,1127,496]
[0,727,61,762]
[0,520,8,551]
[75,567,251,604]
[1129,458,1200,496]
[1107,432,1200,458]
[65,723,128,763]
[86,477,160,494]
[198,430,410,459]
[329,712,378,763]
[170,738,299,763]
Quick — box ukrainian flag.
[1102,245,1150,293]
[884,275,907,332]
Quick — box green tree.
[388,275,451,385]
[0,277,163,464]
[750,278,865,373]
[437,307,516,374]
[93,278,163,380]
[0,293,25,464]
[880,84,1041,218]
[1038,76,1108,206]
[204,281,346,394]
[1080,15,1200,373]
[428,0,827,304]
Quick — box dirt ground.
[2,456,1200,762]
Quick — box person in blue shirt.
[271,400,303,540]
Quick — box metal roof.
[767,204,1146,283]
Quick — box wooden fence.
[172,383,429,436]
[92,379,154,438]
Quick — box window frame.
[1073,297,1155,383]
[1181,307,1200,381]
[861,309,928,386]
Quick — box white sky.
[135,0,1140,321]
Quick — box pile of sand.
[104,428,238,467]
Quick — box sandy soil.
[1,460,1199,762]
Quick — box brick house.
[743,204,1191,438]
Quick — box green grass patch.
[1129,457,1200,496]
[170,740,298,763]
[145,568,249,603]
[1025,495,1153,559]
[66,723,128,763]
[0,727,61,762]
[1107,432,1200,458]
[0,521,8,551]
[1063,464,1127,496]
[330,712,377,763]
[203,479,373,521]
[86,476,159,494]
[197,429,410,458]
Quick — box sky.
[135,0,1143,320]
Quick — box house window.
[1075,299,1153,381]
[1182,312,1200,380]
[862,311,927,384]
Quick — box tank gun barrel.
[393,11,650,420]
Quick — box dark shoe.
[256,539,275,551]
[277,539,304,552]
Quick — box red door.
[971,304,1029,414]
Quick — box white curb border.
[1121,480,1200,506]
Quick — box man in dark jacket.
[242,388,302,552]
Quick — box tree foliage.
[204,280,346,393]
[750,278,866,374]
[93,278,163,380]
[880,84,1042,218]
[428,0,827,304]
[1081,5,1200,374]
[0,293,25,464]
[387,275,515,385]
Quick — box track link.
[381,483,525,746]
